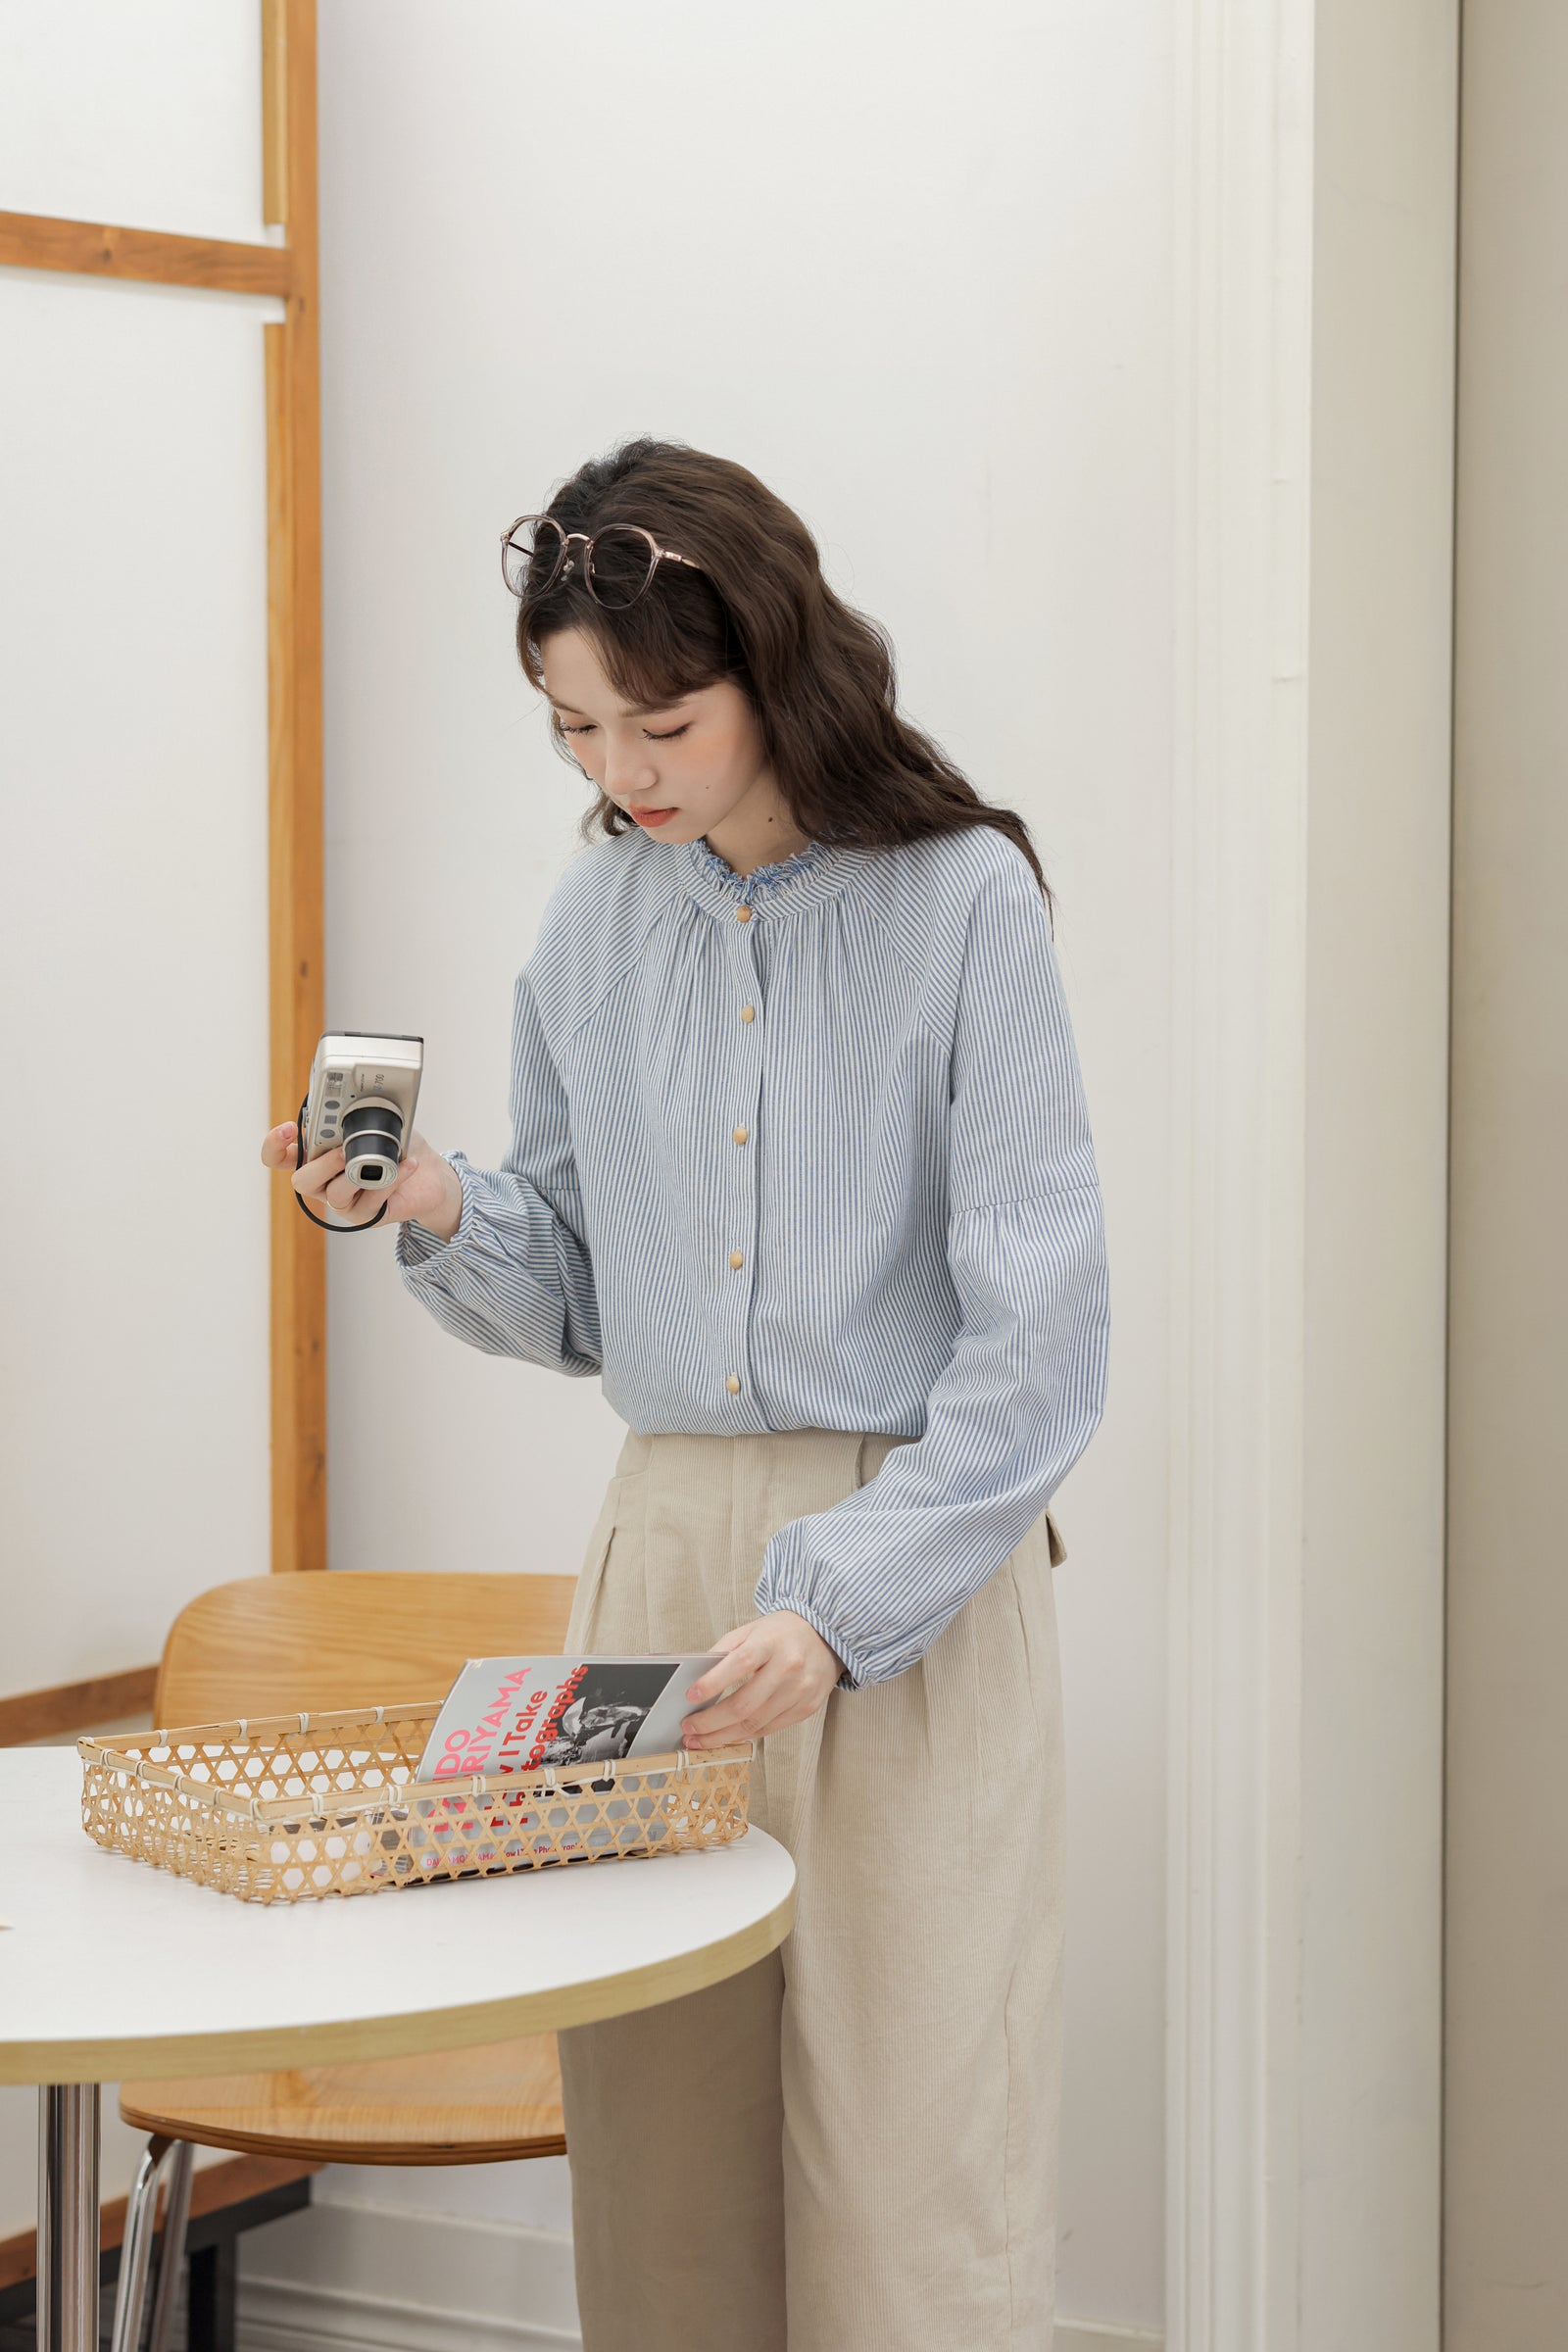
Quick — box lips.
[629,807,677,826]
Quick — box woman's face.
[538,626,786,850]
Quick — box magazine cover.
[414,1652,723,1785]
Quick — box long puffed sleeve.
[395,964,601,1375]
[753,852,1109,1687]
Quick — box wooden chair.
[110,1571,577,2352]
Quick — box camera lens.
[342,1101,403,1188]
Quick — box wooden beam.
[0,211,293,298]
[266,0,327,1572]
[0,2154,320,2294]
[262,0,290,227]
[0,1669,158,1748]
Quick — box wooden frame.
[263,0,328,1577]
[0,1671,157,1750]
[0,0,326,1606]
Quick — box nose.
[602,740,661,802]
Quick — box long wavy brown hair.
[512,438,1049,900]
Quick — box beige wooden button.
[733,1126,749,1145]
[725,1374,741,1394]
[730,1250,745,1270]
[741,1004,756,1022]
[736,904,753,922]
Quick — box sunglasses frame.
[501,515,705,609]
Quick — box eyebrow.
[547,694,693,720]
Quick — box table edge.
[0,1882,796,2087]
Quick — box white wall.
[0,0,277,1710]
[0,0,278,2248]
[0,270,274,1695]
[0,0,269,241]
[299,2,1172,2339]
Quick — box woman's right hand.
[260,1122,465,1241]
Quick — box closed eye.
[557,720,689,739]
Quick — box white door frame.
[1167,3,1455,2344]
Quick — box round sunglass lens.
[585,525,659,611]
[504,517,566,597]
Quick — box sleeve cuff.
[752,1575,871,1694]
[394,1152,477,1275]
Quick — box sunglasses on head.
[501,515,705,611]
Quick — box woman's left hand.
[681,1612,844,1747]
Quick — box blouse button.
[736,904,753,922]
[733,1126,749,1146]
[741,1004,756,1022]
[726,1374,742,1394]
[730,1250,745,1270]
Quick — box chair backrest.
[155,1572,577,1727]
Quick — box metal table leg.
[147,2138,194,2352]
[37,2083,100,2352]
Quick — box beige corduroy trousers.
[557,1426,1068,2352]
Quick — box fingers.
[681,1612,845,1748]
[680,1644,762,1746]
[291,1146,347,1200]
[685,1698,776,1746]
[683,1642,805,1744]
[291,1146,374,1224]
[685,1683,768,1744]
[685,1640,760,1709]
[724,1692,814,1743]
[263,1121,420,1231]
[263,1117,424,1233]
[688,1657,803,1744]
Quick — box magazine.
[413,1652,724,1786]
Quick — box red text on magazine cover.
[430,1661,591,1782]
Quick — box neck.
[702,800,811,880]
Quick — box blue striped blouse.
[396,821,1109,1689]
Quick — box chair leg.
[110,2136,173,2352]
[145,2138,194,2352]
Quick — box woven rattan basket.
[77,1703,752,1905]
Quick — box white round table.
[0,1748,796,2352]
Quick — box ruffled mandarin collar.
[677,830,862,921]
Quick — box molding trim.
[1059,2328,1165,2352]
[1168,1,1316,2348]
[240,2276,576,2352]
[238,2205,579,2352]
[234,2202,1162,2352]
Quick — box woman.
[262,438,1109,2352]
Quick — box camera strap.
[291,1096,390,1233]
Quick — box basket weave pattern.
[77,1704,751,1905]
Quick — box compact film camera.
[300,1032,424,1194]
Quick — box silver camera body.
[303,1032,423,1192]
